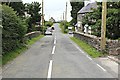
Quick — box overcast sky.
[23,0,95,21]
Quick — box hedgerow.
[2,5,27,54]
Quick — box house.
[76,2,97,34]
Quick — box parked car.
[45,28,52,35]
[45,30,52,35]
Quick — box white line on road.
[52,46,56,54]
[55,37,56,40]
[70,41,86,55]
[70,38,107,72]
[86,55,92,61]
[47,60,53,79]
[4,62,14,70]
[54,39,56,44]
[97,64,106,72]
[55,36,56,40]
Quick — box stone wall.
[74,32,120,55]
[23,31,41,41]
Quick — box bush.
[2,5,27,54]
[64,29,68,33]
[82,2,120,39]
[60,21,71,33]
[45,21,53,27]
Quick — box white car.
[45,28,52,35]
[45,31,52,35]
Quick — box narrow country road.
[3,23,115,78]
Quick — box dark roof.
[78,2,97,14]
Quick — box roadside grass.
[26,35,44,46]
[2,35,44,65]
[70,37,104,58]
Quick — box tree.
[2,4,27,54]
[2,1,25,17]
[45,21,53,27]
[82,2,120,39]
[25,2,41,32]
[70,2,84,25]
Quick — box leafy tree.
[60,21,70,33]
[25,2,41,32]
[82,2,120,39]
[106,8,120,39]
[45,21,53,27]
[2,1,25,17]
[2,5,27,54]
[70,2,84,25]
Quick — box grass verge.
[70,37,105,58]
[2,35,44,65]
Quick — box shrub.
[2,5,27,54]
[45,21,53,27]
[60,21,71,33]
[64,29,68,33]
[82,2,120,39]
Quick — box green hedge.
[60,21,70,33]
[2,5,27,55]
[45,21,53,27]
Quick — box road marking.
[97,64,106,72]
[4,62,14,70]
[47,36,56,79]
[52,46,56,54]
[54,39,56,44]
[75,45,82,52]
[70,39,94,61]
[55,37,56,40]
[86,55,92,61]
[47,60,53,79]
[70,41,86,55]
[55,35,57,39]
[71,38,107,72]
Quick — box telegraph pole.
[100,0,107,50]
[63,12,64,21]
[42,0,44,34]
[65,2,67,21]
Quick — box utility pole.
[63,12,64,21]
[100,0,107,50]
[65,2,67,21]
[42,0,44,34]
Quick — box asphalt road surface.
[2,23,117,79]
